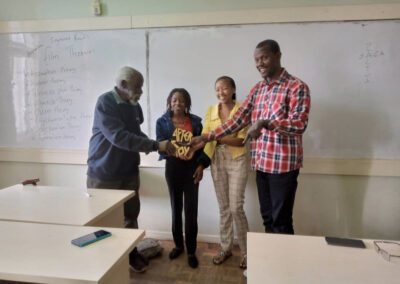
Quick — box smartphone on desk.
[71,230,112,247]
[325,236,366,248]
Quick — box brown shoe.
[212,250,232,265]
[239,254,247,269]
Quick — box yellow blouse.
[202,100,248,160]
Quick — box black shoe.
[130,249,148,273]
[188,254,198,268]
[169,247,184,259]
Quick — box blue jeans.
[256,169,299,234]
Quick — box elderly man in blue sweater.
[87,66,175,272]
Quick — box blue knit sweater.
[87,89,158,180]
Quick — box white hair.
[115,66,142,85]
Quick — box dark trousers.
[256,169,299,234]
[165,158,199,254]
[87,174,140,229]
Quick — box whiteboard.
[0,29,147,149]
[148,20,400,159]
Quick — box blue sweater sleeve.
[95,95,157,153]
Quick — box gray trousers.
[87,174,140,229]
[211,145,249,255]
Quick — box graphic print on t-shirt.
[171,127,192,157]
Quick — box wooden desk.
[0,221,144,284]
[0,184,134,228]
[247,232,400,284]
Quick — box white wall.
[1,162,399,241]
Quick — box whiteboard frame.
[0,3,399,176]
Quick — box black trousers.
[87,174,140,229]
[165,158,199,254]
[256,169,299,234]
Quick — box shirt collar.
[262,68,287,86]
[112,87,125,104]
[112,87,136,105]
[210,100,241,121]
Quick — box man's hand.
[174,135,207,160]
[243,120,270,144]
[188,135,208,146]
[185,139,205,160]
[193,165,204,184]
[175,134,207,160]
[178,140,205,160]
[158,140,176,156]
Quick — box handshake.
[158,135,207,160]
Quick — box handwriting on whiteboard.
[359,42,384,83]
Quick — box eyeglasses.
[373,241,400,262]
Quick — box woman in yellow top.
[203,76,249,269]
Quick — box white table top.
[247,232,400,284]
[0,184,134,226]
[0,221,144,284]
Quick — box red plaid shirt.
[207,69,311,174]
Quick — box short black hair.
[256,39,280,54]
[215,76,237,101]
[166,88,192,114]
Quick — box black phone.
[71,230,112,247]
[325,236,366,248]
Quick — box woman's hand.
[175,135,206,160]
[185,140,205,160]
[193,165,204,184]
[176,147,191,160]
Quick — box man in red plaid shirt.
[191,39,311,234]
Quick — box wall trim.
[0,147,164,167]
[0,148,399,177]
[131,3,400,28]
[0,3,400,33]
[302,157,400,177]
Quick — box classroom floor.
[131,240,247,284]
